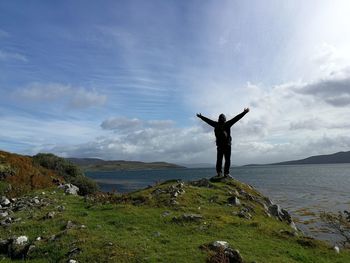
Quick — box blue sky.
[1,1,350,164]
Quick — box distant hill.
[67,157,185,171]
[179,163,215,168]
[270,151,350,165]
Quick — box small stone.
[66,220,75,229]
[36,237,41,241]
[181,213,203,221]
[14,236,28,245]
[290,221,298,232]
[334,246,340,253]
[1,196,10,206]
[68,260,77,263]
[26,244,36,258]
[153,231,161,237]
[33,198,40,205]
[80,225,87,229]
[0,211,8,218]
[107,242,113,246]
[45,212,55,219]
[162,211,170,217]
[56,205,65,212]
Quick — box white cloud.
[0,50,27,62]
[42,118,216,164]
[14,82,107,109]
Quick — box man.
[197,108,250,177]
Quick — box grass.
[1,179,350,262]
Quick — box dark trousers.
[216,145,231,175]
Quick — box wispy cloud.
[0,29,9,38]
[14,82,107,109]
[0,50,27,62]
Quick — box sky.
[1,0,350,165]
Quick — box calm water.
[86,164,350,244]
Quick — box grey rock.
[225,248,243,263]
[1,217,12,226]
[56,205,65,212]
[45,211,55,219]
[0,211,8,218]
[209,241,243,263]
[290,221,298,232]
[269,204,293,223]
[190,178,212,188]
[170,199,178,205]
[236,208,252,220]
[1,196,10,206]
[181,213,203,221]
[66,220,75,229]
[162,211,170,217]
[334,246,340,253]
[8,236,29,259]
[59,184,79,195]
[228,196,241,206]
[212,240,229,249]
[173,213,203,222]
[26,244,36,258]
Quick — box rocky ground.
[0,177,349,262]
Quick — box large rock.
[60,184,79,195]
[190,178,212,188]
[227,196,241,206]
[268,204,292,223]
[8,236,29,259]
[208,241,243,263]
[212,241,229,249]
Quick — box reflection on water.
[86,164,350,244]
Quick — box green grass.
[1,179,349,262]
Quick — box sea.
[85,164,350,245]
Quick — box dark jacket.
[198,111,247,147]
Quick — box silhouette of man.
[197,108,250,177]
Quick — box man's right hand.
[244,108,250,113]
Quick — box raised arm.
[226,108,250,127]
[196,113,217,127]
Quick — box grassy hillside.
[1,174,349,262]
[0,150,98,197]
[0,150,59,196]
